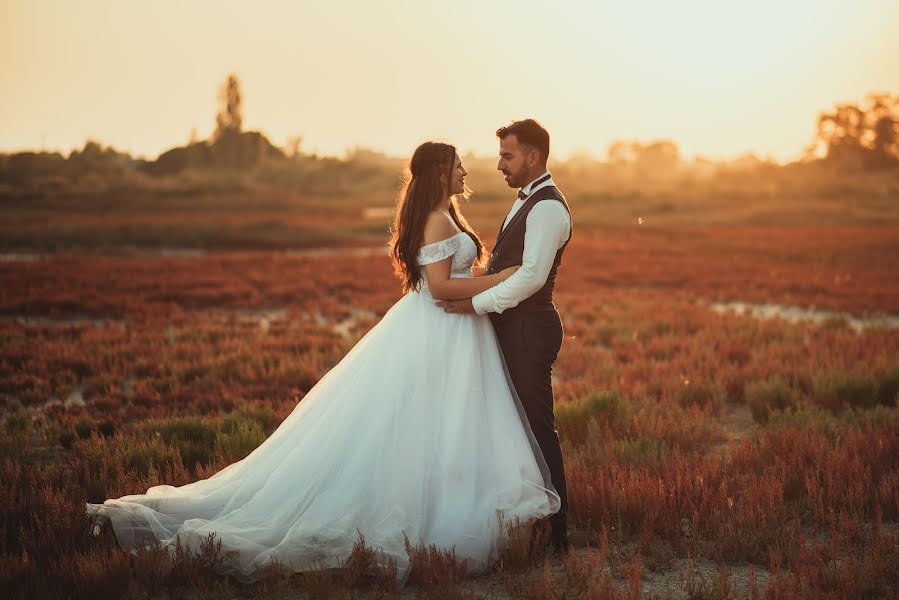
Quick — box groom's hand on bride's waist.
[436,298,475,314]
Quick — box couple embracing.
[88,118,573,584]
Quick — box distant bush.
[843,404,899,432]
[675,381,724,414]
[745,375,797,423]
[221,403,277,432]
[766,403,836,432]
[214,416,265,462]
[145,131,284,176]
[3,409,29,434]
[123,434,185,478]
[556,390,627,444]
[612,436,670,468]
[877,365,899,407]
[813,371,878,412]
[129,407,275,471]
[137,416,218,472]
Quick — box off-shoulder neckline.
[424,230,465,244]
[417,231,466,252]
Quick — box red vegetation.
[1,224,898,597]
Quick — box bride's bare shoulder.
[422,210,459,246]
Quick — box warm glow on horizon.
[2,0,898,163]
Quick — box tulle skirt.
[87,288,560,583]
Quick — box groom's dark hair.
[496,119,550,163]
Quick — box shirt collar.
[519,171,552,198]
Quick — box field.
[2,175,899,599]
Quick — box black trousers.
[491,308,568,538]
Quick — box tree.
[868,93,899,164]
[145,73,283,174]
[215,73,243,140]
[815,92,899,169]
[285,135,303,159]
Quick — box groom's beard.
[504,165,530,188]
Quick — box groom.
[437,118,572,552]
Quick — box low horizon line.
[0,136,803,166]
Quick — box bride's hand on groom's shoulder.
[471,266,487,277]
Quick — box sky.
[2,0,898,163]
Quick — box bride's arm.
[421,212,518,300]
[424,257,518,300]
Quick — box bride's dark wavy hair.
[389,141,485,293]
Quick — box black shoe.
[549,518,570,555]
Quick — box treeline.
[0,74,405,198]
[0,140,407,198]
[811,92,899,169]
[0,74,896,200]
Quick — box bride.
[86,141,561,584]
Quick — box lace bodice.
[416,231,477,284]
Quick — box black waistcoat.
[485,185,572,321]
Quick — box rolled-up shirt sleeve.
[472,200,570,315]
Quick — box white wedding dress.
[86,228,560,584]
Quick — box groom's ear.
[526,147,541,167]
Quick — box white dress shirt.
[472,171,571,315]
